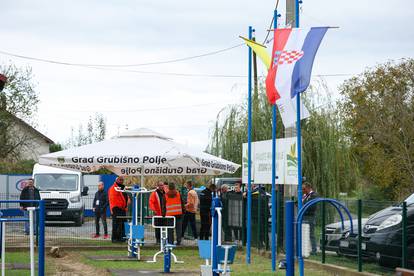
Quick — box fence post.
[242,197,246,246]
[321,201,326,264]
[265,195,269,250]
[257,194,261,251]
[357,199,362,272]
[38,200,45,276]
[402,201,407,268]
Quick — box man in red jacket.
[108,176,129,243]
[149,181,166,243]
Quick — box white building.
[9,114,54,161]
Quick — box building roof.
[12,114,54,144]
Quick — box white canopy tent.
[39,128,240,176]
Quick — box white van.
[32,164,89,226]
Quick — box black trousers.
[111,207,126,242]
[167,215,183,245]
[182,211,198,239]
[95,210,108,235]
[199,212,211,240]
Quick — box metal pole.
[131,193,136,257]
[140,175,144,225]
[357,199,362,271]
[257,193,261,251]
[38,200,45,276]
[321,201,326,264]
[246,25,253,265]
[295,0,303,211]
[0,219,1,259]
[271,9,280,271]
[212,198,220,276]
[28,208,35,276]
[1,221,5,276]
[402,201,407,268]
[285,201,294,276]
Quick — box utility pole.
[286,0,297,28]
[284,0,297,138]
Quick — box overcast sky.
[1,0,413,151]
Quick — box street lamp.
[0,74,7,92]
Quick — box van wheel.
[75,213,83,227]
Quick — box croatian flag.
[265,27,329,126]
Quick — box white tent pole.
[140,173,144,225]
[27,207,35,276]
[1,221,5,276]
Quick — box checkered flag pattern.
[273,50,304,65]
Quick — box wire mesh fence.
[1,177,413,275]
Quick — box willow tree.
[302,81,359,197]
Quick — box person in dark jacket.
[230,181,243,240]
[93,181,109,238]
[220,184,232,242]
[199,183,216,240]
[19,178,40,235]
[302,182,319,255]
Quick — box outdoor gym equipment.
[0,200,45,276]
[284,198,354,276]
[198,196,237,276]
[147,216,183,273]
[115,185,154,260]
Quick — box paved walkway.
[109,269,199,276]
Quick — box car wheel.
[377,252,399,268]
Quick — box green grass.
[308,253,395,275]
[79,248,327,275]
[2,251,55,276]
[3,270,31,276]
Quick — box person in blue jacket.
[92,181,109,238]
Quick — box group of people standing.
[149,180,216,245]
[91,177,218,244]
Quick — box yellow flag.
[240,36,271,70]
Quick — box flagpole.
[246,25,253,265]
[271,9,280,272]
[295,0,303,211]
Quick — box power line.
[85,65,245,78]
[43,101,234,113]
[262,0,280,45]
[0,44,244,68]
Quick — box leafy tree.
[340,59,414,200]
[0,63,39,161]
[0,159,36,174]
[49,143,63,153]
[65,113,107,148]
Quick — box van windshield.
[35,174,78,191]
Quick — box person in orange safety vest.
[164,182,184,245]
